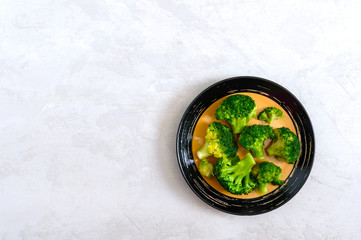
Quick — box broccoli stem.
[243,173,250,186]
[251,147,265,159]
[229,117,246,134]
[257,182,268,194]
[267,115,274,125]
[225,153,255,182]
[196,139,212,159]
[267,138,285,156]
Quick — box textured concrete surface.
[1,0,361,239]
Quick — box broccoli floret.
[267,127,301,164]
[196,122,238,160]
[215,94,257,134]
[239,124,275,159]
[214,153,257,195]
[251,161,284,194]
[258,107,284,124]
[199,159,214,178]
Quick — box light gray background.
[1,0,361,239]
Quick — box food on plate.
[193,93,300,197]
[258,107,284,124]
[196,122,238,160]
[199,159,214,178]
[251,161,284,194]
[215,153,257,195]
[215,94,256,134]
[239,124,275,159]
[267,127,301,164]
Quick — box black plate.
[176,76,315,215]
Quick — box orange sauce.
[192,92,297,199]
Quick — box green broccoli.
[267,127,301,164]
[251,161,284,194]
[258,107,284,124]
[199,159,214,178]
[215,94,257,134]
[196,122,238,160]
[214,153,257,195]
[239,124,275,159]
